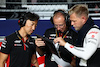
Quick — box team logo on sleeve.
[70,45,74,48]
[1,40,7,48]
[92,35,95,38]
[88,31,98,38]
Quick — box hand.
[58,65,63,67]
[35,38,45,47]
[54,37,66,46]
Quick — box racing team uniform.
[0,31,36,67]
[44,27,78,67]
[63,17,100,67]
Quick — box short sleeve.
[0,37,12,54]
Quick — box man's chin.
[28,33,32,35]
[75,29,79,31]
[57,30,64,33]
[60,30,64,32]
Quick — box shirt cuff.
[64,42,74,49]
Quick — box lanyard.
[55,30,69,58]
[56,30,69,38]
[16,31,29,51]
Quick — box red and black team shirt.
[0,31,36,67]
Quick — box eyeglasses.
[54,23,65,28]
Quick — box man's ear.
[81,16,87,24]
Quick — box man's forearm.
[0,62,5,67]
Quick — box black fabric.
[76,17,94,47]
[87,48,100,67]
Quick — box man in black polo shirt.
[35,10,78,67]
[0,12,39,67]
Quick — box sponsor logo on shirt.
[14,44,22,46]
[49,34,56,39]
[50,34,56,37]
[29,42,34,44]
[14,40,21,43]
[49,37,55,39]
[14,40,22,47]
[88,41,96,45]
[65,36,72,39]
[88,31,98,35]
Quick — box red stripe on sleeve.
[6,54,10,67]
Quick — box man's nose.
[32,25,36,30]
[57,27,60,30]
[71,22,74,26]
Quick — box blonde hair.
[68,4,89,18]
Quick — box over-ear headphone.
[18,13,27,27]
[50,10,70,26]
[18,12,39,27]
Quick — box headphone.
[18,13,27,27]
[18,12,40,27]
[50,10,70,26]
